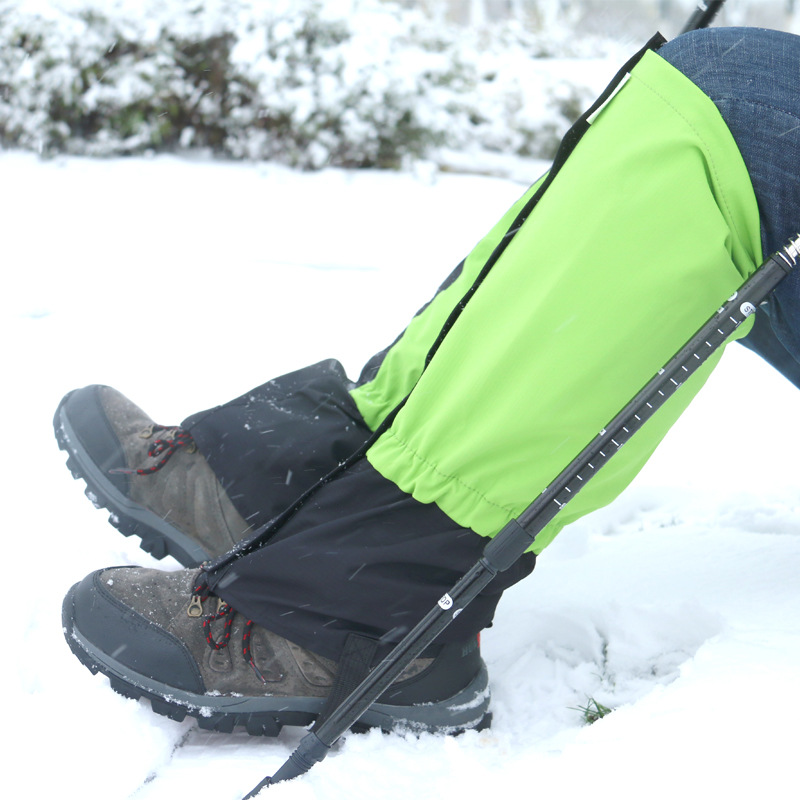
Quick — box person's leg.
[204,28,769,657]
[62,28,785,736]
[57,30,800,574]
[658,28,800,386]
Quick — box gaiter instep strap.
[311,634,380,732]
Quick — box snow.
[6,146,800,799]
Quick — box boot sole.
[62,583,492,737]
[54,394,210,568]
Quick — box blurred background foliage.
[1,0,796,168]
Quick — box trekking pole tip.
[242,731,332,798]
[241,776,273,799]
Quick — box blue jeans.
[659,28,800,388]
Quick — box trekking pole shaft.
[680,0,727,33]
[249,235,799,796]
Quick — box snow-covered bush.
[0,0,615,167]
[0,2,252,155]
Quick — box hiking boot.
[62,566,492,736]
[54,385,251,567]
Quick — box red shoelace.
[191,576,266,683]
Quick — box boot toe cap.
[66,567,205,694]
[55,385,131,496]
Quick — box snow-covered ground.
[6,149,800,799]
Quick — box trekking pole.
[243,233,800,798]
[680,0,727,33]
